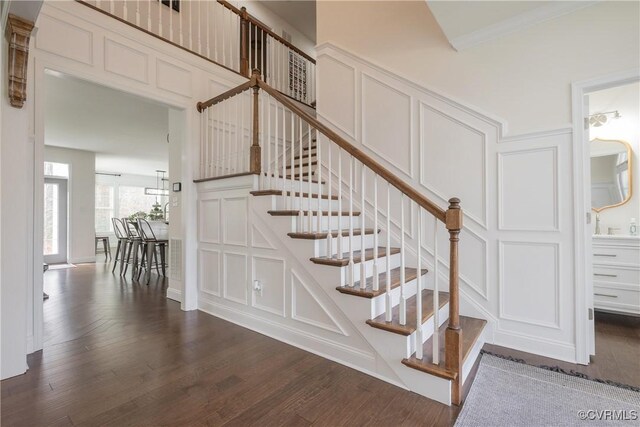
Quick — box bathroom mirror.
[590,138,633,212]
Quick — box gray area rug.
[456,354,640,426]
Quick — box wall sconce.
[589,110,621,128]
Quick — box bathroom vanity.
[592,235,640,315]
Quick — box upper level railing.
[194,71,465,404]
[77,0,316,105]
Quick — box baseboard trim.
[493,328,577,364]
[166,287,182,303]
[68,256,97,264]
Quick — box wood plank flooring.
[1,262,460,426]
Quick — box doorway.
[572,70,640,365]
[43,175,68,265]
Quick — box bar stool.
[95,235,111,261]
[136,218,168,284]
[111,218,129,274]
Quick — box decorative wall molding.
[251,255,286,317]
[222,197,248,247]
[5,14,35,108]
[291,270,348,336]
[223,251,248,305]
[498,240,561,330]
[199,248,221,297]
[34,13,93,66]
[251,224,277,250]
[104,37,149,84]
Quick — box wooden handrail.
[255,78,447,223]
[196,79,255,112]
[217,0,316,64]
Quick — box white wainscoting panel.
[104,38,149,84]
[420,104,486,227]
[317,55,356,138]
[223,252,248,305]
[199,248,220,297]
[156,59,192,97]
[499,241,560,329]
[223,197,248,247]
[252,256,286,317]
[198,198,220,244]
[291,271,347,335]
[362,74,413,177]
[35,15,93,65]
[499,147,559,231]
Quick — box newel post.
[445,197,463,405]
[249,69,261,174]
[239,7,250,77]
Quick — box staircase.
[195,71,487,406]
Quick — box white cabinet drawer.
[592,244,639,266]
[592,265,640,285]
[594,285,640,315]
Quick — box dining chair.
[136,218,168,283]
[111,218,129,274]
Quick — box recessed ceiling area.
[427,1,600,50]
[44,72,169,176]
[259,0,316,42]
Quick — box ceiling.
[44,72,169,176]
[259,0,316,42]
[427,1,600,50]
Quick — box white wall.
[588,83,640,235]
[315,1,639,363]
[317,1,639,135]
[44,146,96,263]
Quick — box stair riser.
[261,179,327,193]
[338,253,402,286]
[369,279,419,318]
[287,216,362,233]
[312,234,377,257]
[274,197,342,211]
[412,304,450,357]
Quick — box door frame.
[43,177,68,264]
[571,67,639,365]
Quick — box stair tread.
[288,228,379,240]
[401,316,487,380]
[311,246,401,267]
[336,267,428,298]
[272,174,325,184]
[366,289,449,336]
[268,210,360,217]
[287,160,318,168]
[250,190,338,200]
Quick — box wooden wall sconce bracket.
[5,14,35,109]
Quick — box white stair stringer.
[252,193,456,405]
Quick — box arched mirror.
[590,138,633,212]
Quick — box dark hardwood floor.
[1,262,459,426]
[484,310,640,388]
[2,262,638,426]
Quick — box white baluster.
[109,0,114,14]
[158,0,162,38]
[136,0,140,27]
[281,106,286,194]
[385,183,392,321]
[289,109,295,210]
[169,0,173,41]
[266,94,272,188]
[178,0,182,45]
[228,7,232,68]
[235,94,240,173]
[326,142,333,256]
[196,0,202,53]
[360,164,366,289]
[274,102,279,189]
[400,193,406,325]
[307,126,313,231]
[432,218,439,365]
[216,103,221,177]
[200,107,205,178]
[316,134,322,233]
[205,0,209,58]
[188,0,192,50]
[416,203,423,360]
[373,175,379,292]
[348,156,354,287]
[123,0,128,21]
[337,148,343,259]
[297,116,303,230]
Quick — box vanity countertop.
[593,234,640,241]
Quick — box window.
[44,161,69,178]
[118,186,164,219]
[95,183,115,233]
